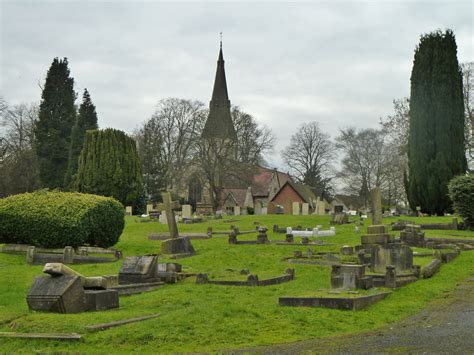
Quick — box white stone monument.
[182,204,192,219]
[146,204,154,215]
[234,206,241,215]
[292,202,300,215]
[301,203,309,215]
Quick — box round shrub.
[0,190,125,248]
[448,174,474,229]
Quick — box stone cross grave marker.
[157,192,180,239]
[371,186,383,225]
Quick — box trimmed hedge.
[448,174,474,229]
[0,190,125,248]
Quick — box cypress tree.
[407,30,467,214]
[75,128,144,209]
[64,88,98,189]
[36,57,76,189]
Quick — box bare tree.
[282,122,335,191]
[380,97,410,155]
[0,102,40,196]
[336,128,388,206]
[134,98,206,201]
[461,62,473,170]
[231,106,275,164]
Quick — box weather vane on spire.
[220,31,223,49]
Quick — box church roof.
[202,43,237,140]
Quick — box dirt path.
[232,275,474,354]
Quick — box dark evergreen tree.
[35,57,76,189]
[407,30,467,214]
[75,128,144,209]
[64,88,98,189]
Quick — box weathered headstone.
[330,264,372,290]
[125,206,133,216]
[182,204,192,219]
[27,275,87,313]
[371,186,383,225]
[234,206,241,215]
[292,202,300,215]
[146,204,154,215]
[301,203,309,215]
[118,255,160,284]
[159,210,167,224]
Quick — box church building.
[178,41,326,216]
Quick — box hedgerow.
[0,190,124,248]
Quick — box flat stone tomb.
[279,291,392,311]
[27,263,119,314]
[196,268,295,287]
[2,244,122,265]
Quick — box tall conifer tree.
[64,88,98,188]
[75,128,144,209]
[407,30,466,214]
[35,58,76,189]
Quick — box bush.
[448,174,474,228]
[0,190,125,248]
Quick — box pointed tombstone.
[157,192,180,239]
[371,186,383,225]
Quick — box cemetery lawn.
[1,215,474,352]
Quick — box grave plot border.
[196,269,295,287]
[1,244,122,265]
[279,291,391,310]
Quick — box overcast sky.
[1,0,472,169]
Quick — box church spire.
[202,39,237,140]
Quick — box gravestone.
[27,263,118,313]
[118,255,160,284]
[371,186,383,225]
[27,275,87,313]
[234,206,241,215]
[159,210,167,224]
[125,206,133,216]
[399,224,425,247]
[146,204,154,215]
[330,264,372,290]
[182,204,192,219]
[292,202,300,215]
[301,203,309,215]
[158,192,196,256]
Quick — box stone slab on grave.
[125,206,133,216]
[85,289,119,311]
[118,255,160,285]
[331,213,349,224]
[279,291,391,310]
[161,237,196,256]
[27,275,87,314]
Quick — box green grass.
[0,215,473,352]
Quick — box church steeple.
[202,40,237,140]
